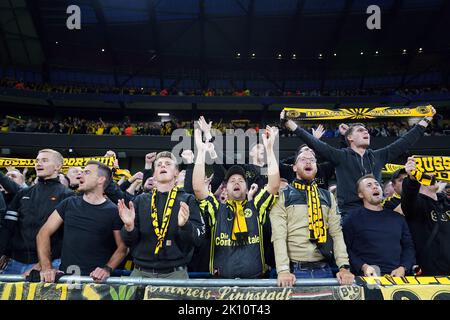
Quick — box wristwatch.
[339,264,351,270]
[103,265,113,274]
[421,117,432,125]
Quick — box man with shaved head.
[342,174,415,277]
[0,149,74,275]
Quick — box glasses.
[297,157,317,163]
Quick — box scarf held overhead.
[0,156,116,169]
[383,156,450,185]
[0,156,131,180]
[283,105,433,121]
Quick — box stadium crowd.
[2,115,449,137]
[2,77,450,98]
[0,111,448,286]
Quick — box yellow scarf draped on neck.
[150,187,178,254]
[227,200,248,243]
[293,181,327,244]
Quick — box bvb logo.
[416,106,430,115]
[246,171,255,179]
[333,286,362,300]
[286,110,300,118]
[244,208,253,218]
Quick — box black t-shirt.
[56,196,123,275]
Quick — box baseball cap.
[224,165,247,182]
[391,168,407,181]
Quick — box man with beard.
[0,149,74,274]
[271,147,353,287]
[193,124,280,279]
[119,151,205,279]
[34,161,127,282]
[343,175,415,276]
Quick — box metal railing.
[0,274,342,287]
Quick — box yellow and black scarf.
[150,186,178,254]
[283,105,433,121]
[383,156,450,185]
[226,200,248,244]
[293,180,327,244]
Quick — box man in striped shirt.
[192,124,280,278]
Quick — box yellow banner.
[361,276,450,286]
[0,282,137,300]
[284,105,433,120]
[378,285,450,300]
[0,156,116,169]
[383,156,450,183]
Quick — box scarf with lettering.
[293,180,327,244]
[383,156,449,185]
[150,186,178,254]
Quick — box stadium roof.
[1,0,450,87]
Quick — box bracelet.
[103,265,113,273]
[339,264,351,270]
[421,117,432,125]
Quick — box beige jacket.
[270,185,349,273]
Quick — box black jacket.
[401,177,450,275]
[0,192,5,220]
[0,178,74,263]
[292,124,426,212]
[121,189,205,270]
[105,180,135,204]
[0,172,23,206]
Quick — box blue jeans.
[292,262,333,279]
[2,259,61,275]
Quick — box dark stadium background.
[0,0,449,172]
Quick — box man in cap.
[192,123,280,278]
[383,168,407,214]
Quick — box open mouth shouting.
[372,190,381,198]
[304,166,314,174]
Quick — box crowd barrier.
[0,275,449,300]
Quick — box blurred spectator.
[1,76,450,98]
[124,124,134,136]
[1,114,448,137]
[401,157,450,276]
